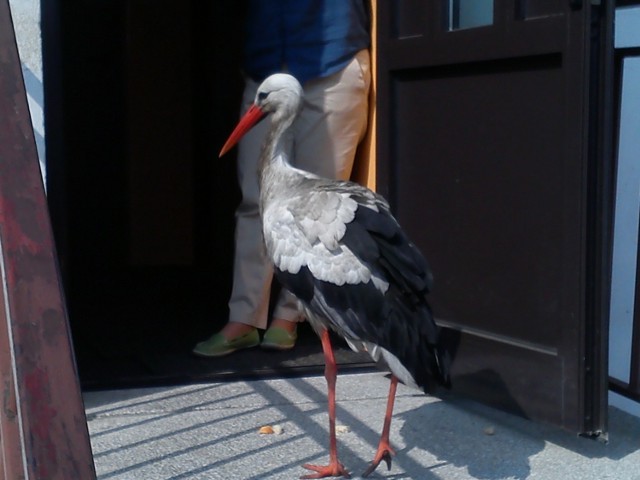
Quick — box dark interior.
[43,1,372,390]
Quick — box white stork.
[220,73,450,479]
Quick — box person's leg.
[193,78,272,356]
[268,49,371,329]
[295,49,371,180]
[197,50,372,354]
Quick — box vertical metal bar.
[0,1,96,478]
[632,209,640,397]
[582,0,614,438]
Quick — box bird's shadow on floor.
[386,392,640,480]
[391,395,542,480]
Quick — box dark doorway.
[42,1,372,389]
[376,1,614,435]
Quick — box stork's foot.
[301,461,351,479]
[362,444,396,477]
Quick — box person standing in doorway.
[193,0,371,357]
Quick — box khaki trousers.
[228,49,371,329]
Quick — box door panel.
[394,57,565,344]
[377,1,613,433]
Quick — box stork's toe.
[301,461,351,479]
[362,446,395,477]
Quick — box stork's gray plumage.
[220,73,450,479]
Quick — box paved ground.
[85,372,640,480]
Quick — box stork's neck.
[261,115,294,169]
[258,114,302,208]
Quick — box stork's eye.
[257,91,269,101]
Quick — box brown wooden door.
[376,0,614,435]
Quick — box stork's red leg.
[301,329,350,479]
[362,375,398,477]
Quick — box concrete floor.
[85,372,640,480]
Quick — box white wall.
[616,5,640,48]
[8,0,45,185]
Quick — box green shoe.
[261,325,297,351]
[193,328,260,357]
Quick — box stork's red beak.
[219,104,267,157]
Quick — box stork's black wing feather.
[274,191,450,392]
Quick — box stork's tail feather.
[378,298,451,394]
[415,334,451,394]
[433,340,452,389]
[433,324,460,390]
[403,299,447,392]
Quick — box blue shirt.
[243,0,370,85]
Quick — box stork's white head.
[219,73,303,157]
[254,73,303,119]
